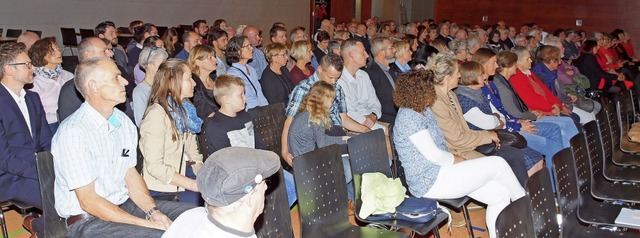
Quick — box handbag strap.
[176,133,186,195]
[231,66,259,95]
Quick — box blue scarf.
[167,96,203,134]
[34,65,63,79]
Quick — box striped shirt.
[285,72,347,125]
[52,102,138,218]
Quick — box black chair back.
[36,151,67,238]
[117,27,131,34]
[524,169,561,238]
[26,30,42,38]
[79,29,95,39]
[495,196,535,238]
[254,168,294,238]
[179,24,193,31]
[293,144,350,235]
[347,129,391,177]
[248,103,287,167]
[60,28,78,47]
[293,145,409,238]
[6,29,22,38]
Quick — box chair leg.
[0,208,8,238]
[462,206,475,238]
[432,225,441,238]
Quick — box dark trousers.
[66,199,196,238]
[496,145,528,187]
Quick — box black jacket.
[365,61,398,123]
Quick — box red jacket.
[509,68,562,113]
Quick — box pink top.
[30,69,74,123]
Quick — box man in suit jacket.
[0,42,52,237]
[365,37,398,123]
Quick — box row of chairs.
[495,91,640,237]
[1,28,42,38]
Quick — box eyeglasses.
[144,46,159,62]
[276,52,288,57]
[7,61,33,67]
[241,44,253,49]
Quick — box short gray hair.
[448,39,467,54]
[370,37,389,57]
[74,57,112,96]
[138,46,169,69]
[426,52,457,84]
[466,37,479,50]
[78,37,100,62]
[511,46,530,60]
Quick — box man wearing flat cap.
[162,147,281,238]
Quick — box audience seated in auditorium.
[28,37,74,133]
[162,147,279,237]
[337,39,384,131]
[243,26,268,77]
[188,45,219,120]
[57,37,134,122]
[573,39,624,95]
[95,21,128,73]
[132,45,169,126]
[174,31,202,61]
[427,52,528,186]
[365,37,398,123]
[52,57,195,237]
[139,59,203,205]
[289,40,315,85]
[260,43,294,104]
[225,35,268,109]
[392,68,524,238]
[0,42,52,238]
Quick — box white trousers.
[423,156,526,238]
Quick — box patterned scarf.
[34,65,62,79]
[167,96,203,134]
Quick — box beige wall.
[371,0,435,23]
[0,0,309,48]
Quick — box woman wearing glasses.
[261,43,294,104]
[226,36,268,110]
[188,45,219,119]
[28,37,73,133]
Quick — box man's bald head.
[242,26,261,47]
[17,32,40,50]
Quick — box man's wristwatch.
[145,206,160,220]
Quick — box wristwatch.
[145,206,160,220]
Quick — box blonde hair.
[188,45,216,74]
[290,40,312,61]
[212,74,245,103]
[392,40,409,58]
[298,81,336,129]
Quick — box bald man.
[242,26,268,77]
[17,31,40,50]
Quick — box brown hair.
[393,69,437,112]
[147,59,191,141]
[298,81,335,129]
[28,37,57,67]
[537,45,561,64]
[496,51,518,74]
[458,61,484,86]
[471,48,496,67]
[0,42,27,79]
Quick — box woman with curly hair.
[392,68,524,238]
[139,59,203,204]
[28,37,73,133]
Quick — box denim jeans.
[66,199,196,238]
[537,116,579,148]
[342,154,355,201]
[283,170,297,207]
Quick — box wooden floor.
[2,204,488,238]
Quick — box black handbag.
[365,197,441,223]
[475,142,498,155]
[496,129,527,149]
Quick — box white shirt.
[2,82,32,135]
[163,207,257,238]
[337,69,382,124]
[52,103,138,218]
